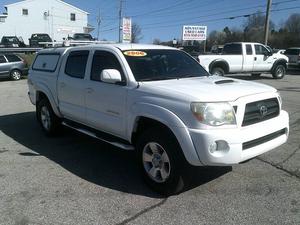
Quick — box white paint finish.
[198,42,288,74]
[28,44,290,166]
[0,0,89,44]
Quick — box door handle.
[86,88,94,94]
[60,82,66,88]
[254,57,257,61]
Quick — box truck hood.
[140,76,277,102]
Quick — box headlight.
[277,91,282,108]
[190,102,236,126]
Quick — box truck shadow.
[0,112,231,197]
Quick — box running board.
[62,121,134,151]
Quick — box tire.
[136,128,187,196]
[36,98,61,136]
[211,67,225,76]
[272,64,286,79]
[10,69,22,81]
[251,73,261,78]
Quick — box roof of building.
[5,0,89,15]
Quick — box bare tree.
[131,23,143,43]
[285,13,300,33]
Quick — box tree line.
[207,12,300,50]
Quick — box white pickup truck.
[198,42,289,79]
[28,44,289,195]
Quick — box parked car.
[0,36,26,48]
[0,54,28,80]
[29,33,52,48]
[198,42,288,79]
[284,47,300,69]
[27,44,289,195]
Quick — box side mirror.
[100,69,122,84]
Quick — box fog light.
[209,140,229,153]
[209,142,217,153]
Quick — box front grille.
[242,128,287,150]
[242,98,279,126]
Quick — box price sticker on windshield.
[123,51,147,57]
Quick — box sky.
[1,0,300,43]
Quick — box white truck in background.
[198,42,289,79]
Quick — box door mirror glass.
[100,69,122,84]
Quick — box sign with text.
[182,26,207,41]
[122,17,132,43]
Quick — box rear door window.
[5,54,22,62]
[65,50,89,79]
[222,44,242,55]
[0,55,7,63]
[246,45,253,55]
[32,54,60,72]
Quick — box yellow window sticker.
[123,51,147,57]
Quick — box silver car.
[0,54,28,80]
[284,48,300,69]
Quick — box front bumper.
[189,110,289,166]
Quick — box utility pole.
[264,0,272,45]
[96,9,101,41]
[119,0,123,43]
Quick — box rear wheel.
[272,64,286,79]
[10,69,21,81]
[211,67,225,76]
[136,128,186,195]
[37,98,61,136]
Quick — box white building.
[0,0,93,44]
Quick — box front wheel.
[272,64,286,79]
[136,128,186,195]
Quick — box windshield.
[123,49,209,81]
[74,34,92,40]
[3,37,19,44]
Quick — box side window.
[246,45,252,55]
[5,54,22,62]
[0,55,6,63]
[222,44,242,55]
[255,45,268,55]
[91,51,125,82]
[32,54,60,72]
[65,51,89,79]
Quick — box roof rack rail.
[39,40,117,48]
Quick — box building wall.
[0,0,88,44]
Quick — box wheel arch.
[129,103,203,166]
[271,59,287,72]
[35,84,62,117]
[209,59,230,74]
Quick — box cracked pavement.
[0,72,299,225]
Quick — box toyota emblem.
[260,105,268,117]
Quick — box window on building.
[65,51,89,78]
[22,9,28,16]
[0,17,5,23]
[70,13,76,21]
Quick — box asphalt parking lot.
[0,71,299,225]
